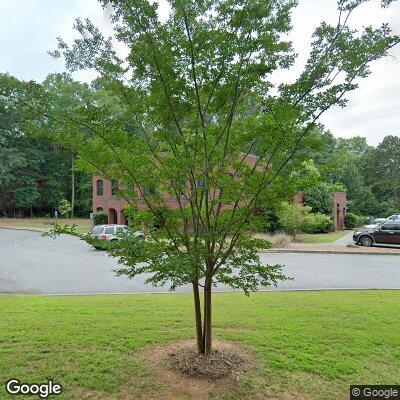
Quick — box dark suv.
[353,221,400,247]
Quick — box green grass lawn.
[296,230,351,243]
[0,217,92,234]
[1,291,399,399]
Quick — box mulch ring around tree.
[139,339,255,400]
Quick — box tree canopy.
[368,135,400,209]
[5,0,399,354]
[0,73,92,217]
[305,129,400,216]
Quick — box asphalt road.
[1,229,399,295]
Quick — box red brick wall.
[92,176,188,225]
[332,191,347,231]
[92,177,130,224]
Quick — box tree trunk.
[202,276,212,355]
[192,281,203,353]
[71,155,75,218]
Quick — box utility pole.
[71,154,75,218]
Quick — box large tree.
[12,0,399,355]
[368,135,400,208]
[0,73,93,217]
[0,75,41,216]
[304,129,382,216]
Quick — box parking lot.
[1,228,400,294]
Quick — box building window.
[96,179,104,196]
[111,180,119,197]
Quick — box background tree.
[0,75,40,216]
[0,73,92,217]
[367,135,400,208]
[304,128,400,217]
[304,182,334,215]
[58,199,72,219]
[277,203,311,239]
[13,0,399,355]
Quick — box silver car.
[90,224,127,242]
[364,215,400,229]
[90,224,143,242]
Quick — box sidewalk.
[261,232,400,255]
[267,244,400,255]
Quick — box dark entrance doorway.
[108,208,118,224]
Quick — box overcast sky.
[1,0,399,146]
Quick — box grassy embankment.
[1,291,399,399]
[296,230,351,243]
[0,217,91,234]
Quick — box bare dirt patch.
[140,339,255,400]
[168,345,245,380]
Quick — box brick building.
[92,154,260,226]
[295,191,347,231]
[92,175,192,225]
[93,150,346,232]
[93,176,347,231]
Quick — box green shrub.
[93,211,108,225]
[277,202,311,239]
[355,214,368,227]
[302,213,334,233]
[58,199,72,218]
[254,208,283,234]
[344,212,358,229]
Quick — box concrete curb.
[264,248,400,256]
[1,287,400,296]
